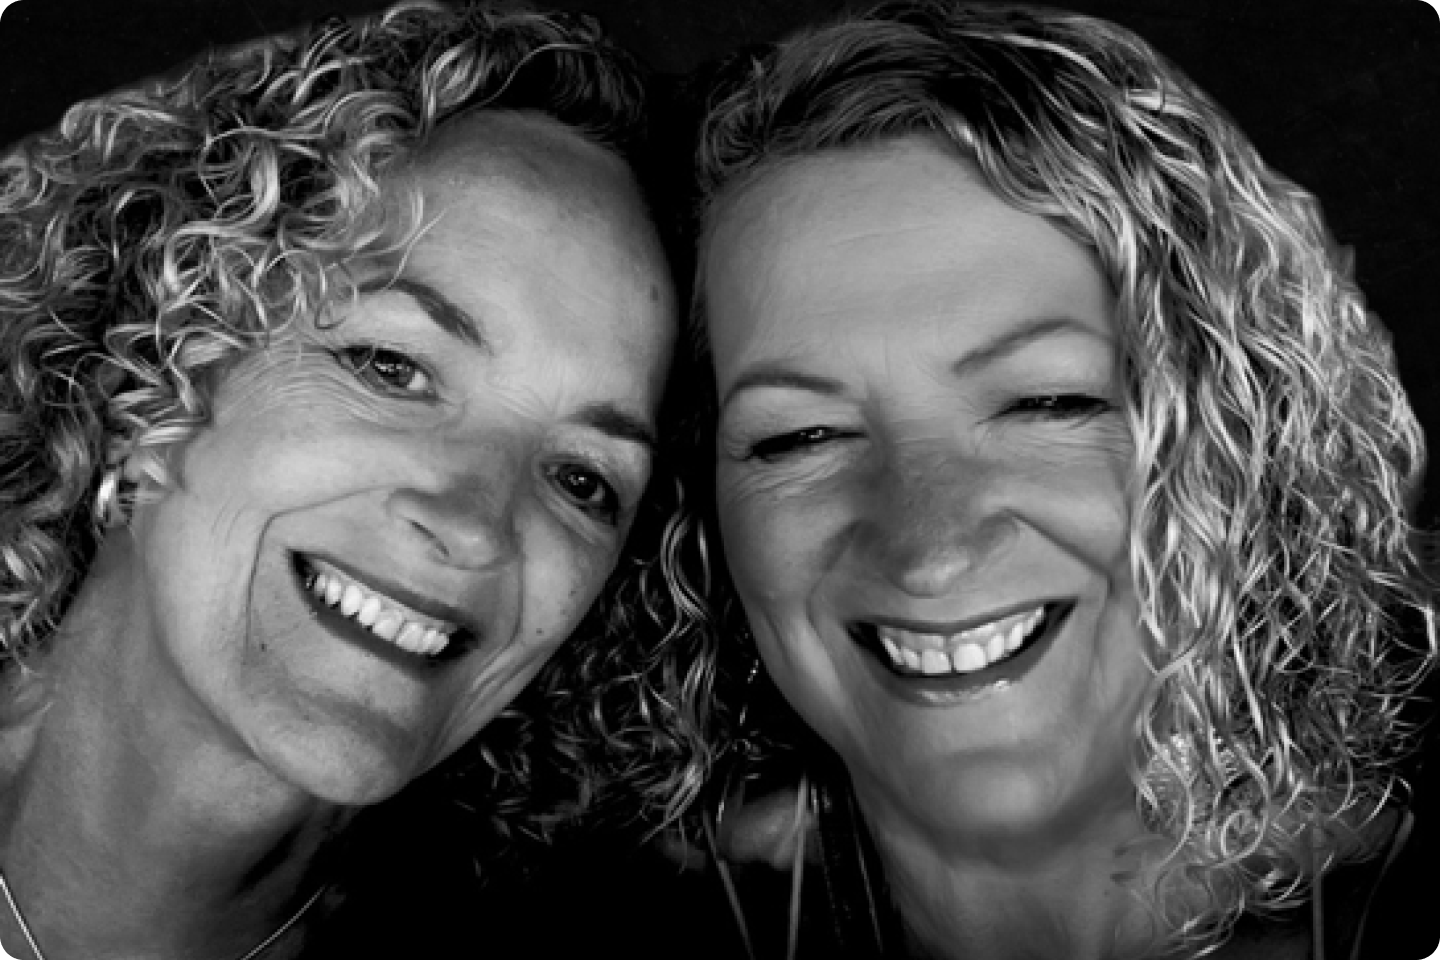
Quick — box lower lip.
[857,603,1072,706]
[290,555,459,674]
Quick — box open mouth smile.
[850,601,1072,682]
[292,554,474,661]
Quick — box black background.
[2,0,1436,527]
[1,2,1438,956]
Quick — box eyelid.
[1000,393,1112,418]
[333,342,442,401]
[746,424,861,462]
[556,427,649,477]
[548,442,639,506]
[546,461,624,526]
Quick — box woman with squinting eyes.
[0,4,708,958]
[682,2,1437,958]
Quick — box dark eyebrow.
[576,402,657,453]
[951,317,1110,377]
[357,277,488,351]
[720,367,848,410]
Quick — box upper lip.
[854,598,1065,636]
[297,551,482,638]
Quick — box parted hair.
[0,0,708,862]
[688,0,1436,951]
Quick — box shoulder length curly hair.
[686,0,1436,950]
[0,0,709,864]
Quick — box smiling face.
[704,135,1153,849]
[120,111,674,804]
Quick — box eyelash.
[747,426,853,462]
[548,463,622,524]
[335,345,436,398]
[331,344,625,525]
[745,395,1110,462]
[1002,394,1112,419]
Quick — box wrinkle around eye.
[721,405,866,458]
[720,441,860,502]
[979,412,1133,468]
[243,344,462,432]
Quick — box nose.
[385,446,521,571]
[855,448,1017,598]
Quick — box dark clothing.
[512,774,1437,960]
[765,773,1434,960]
[300,752,1440,959]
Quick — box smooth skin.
[0,110,674,959]
[704,135,1161,959]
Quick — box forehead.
[408,109,665,293]
[415,110,634,220]
[382,111,674,397]
[702,136,1111,368]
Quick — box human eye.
[747,426,853,462]
[335,345,436,399]
[548,463,621,524]
[1003,394,1112,419]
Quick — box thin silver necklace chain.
[0,864,326,960]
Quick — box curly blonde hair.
[0,0,709,861]
[687,0,1436,950]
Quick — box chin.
[246,706,440,806]
[875,751,1137,851]
[301,757,420,807]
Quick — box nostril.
[408,518,451,561]
[387,487,518,571]
[863,491,1018,598]
[888,546,975,598]
[865,512,1019,598]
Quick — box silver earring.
[94,468,125,528]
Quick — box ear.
[117,445,173,495]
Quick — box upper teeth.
[307,560,455,657]
[875,606,1047,676]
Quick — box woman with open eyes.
[681,2,1437,957]
[0,3,706,957]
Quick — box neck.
[854,777,1165,960]
[0,541,352,960]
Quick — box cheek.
[1089,582,1152,718]
[433,524,624,762]
[185,359,454,516]
[125,494,264,693]
[717,473,859,740]
[517,518,617,646]
[716,468,848,607]
[1017,436,1132,571]
[1025,450,1150,736]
